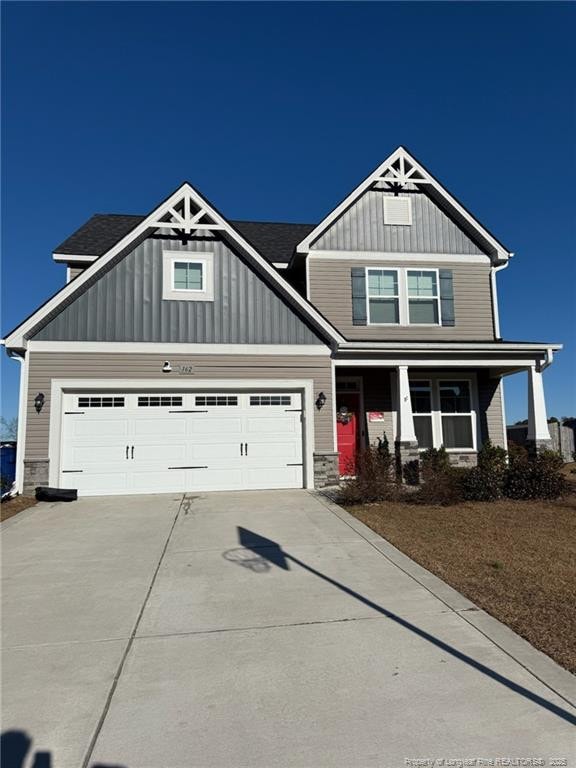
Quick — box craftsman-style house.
[3,147,561,495]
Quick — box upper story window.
[173,261,204,292]
[383,196,412,225]
[162,251,214,302]
[367,269,399,324]
[407,270,440,325]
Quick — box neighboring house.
[2,147,562,496]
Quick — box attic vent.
[383,196,412,226]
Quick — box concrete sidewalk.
[2,491,575,768]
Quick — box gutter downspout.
[491,261,510,340]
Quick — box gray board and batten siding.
[32,236,323,345]
[310,190,488,254]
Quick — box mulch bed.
[1,496,37,522]
[347,489,576,674]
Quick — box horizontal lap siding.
[309,259,494,340]
[478,374,506,447]
[25,352,334,460]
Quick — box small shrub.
[0,475,12,494]
[536,449,564,472]
[461,440,506,501]
[508,441,529,467]
[505,452,568,500]
[420,447,451,481]
[337,446,401,505]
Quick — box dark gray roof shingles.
[54,214,315,265]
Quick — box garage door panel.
[67,472,129,494]
[243,466,303,490]
[133,418,187,436]
[65,444,129,465]
[190,442,243,460]
[245,416,300,435]
[191,417,243,435]
[245,442,301,460]
[129,470,186,493]
[133,444,187,462]
[69,419,130,439]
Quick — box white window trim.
[365,267,442,327]
[366,268,403,325]
[409,379,437,449]
[383,195,413,226]
[409,375,478,452]
[162,251,214,302]
[406,268,441,327]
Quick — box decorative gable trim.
[295,147,513,263]
[4,182,343,349]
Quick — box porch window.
[367,269,399,324]
[439,380,474,449]
[409,381,433,449]
[407,270,439,325]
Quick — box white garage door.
[59,391,304,495]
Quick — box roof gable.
[296,147,512,263]
[5,182,342,348]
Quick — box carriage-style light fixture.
[162,361,172,373]
[315,391,327,410]
[34,392,45,413]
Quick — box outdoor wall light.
[315,391,327,410]
[34,392,45,413]
[162,361,172,373]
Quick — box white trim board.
[27,341,331,356]
[338,342,562,351]
[53,253,98,264]
[308,251,492,264]
[333,358,538,369]
[296,147,512,262]
[5,182,344,349]
[47,378,316,491]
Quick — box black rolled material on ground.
[35,487,78,502]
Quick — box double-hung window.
[439,380,474,449]
[407,270,440,325]
[367,269,399,324]
[409,378,475,451]
[409,381,434,449]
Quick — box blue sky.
[2,1,575,424]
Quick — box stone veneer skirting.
[23,459,49,495]
[313,452,340,488]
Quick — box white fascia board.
[52,253,98,264]
[337,342,563,352]
[308,251,491,264]
[6,182,344,349]
[334,358,538,368]
[296,147,512,261]
[28,341,330,356]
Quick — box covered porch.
[332,342,561,478]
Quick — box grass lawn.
[346,472,576,674]
[1,495,37,522]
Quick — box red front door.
[336,393,359,476]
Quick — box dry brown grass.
[1,495,37,522]
[347,490,576,673]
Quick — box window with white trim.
[367,269,399,324]
[173,261,203,292]
[407,270,440,325]
[249,395,291,406]
[162,251,214,302]
[78,396,125,408]
[409,378,475,451]
[439,380,474,449]
[409,381,433,449]
[195,395,238,406]
[138,396,183,407]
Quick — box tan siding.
[309,259,495,341]
[478,374,506,447]
[25,352,334,460]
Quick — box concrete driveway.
[2,491,575,768]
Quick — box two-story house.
[3,147,561,496]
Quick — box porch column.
[395,366,419,483]
[527,365,552,450]
[397,365,417,442]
